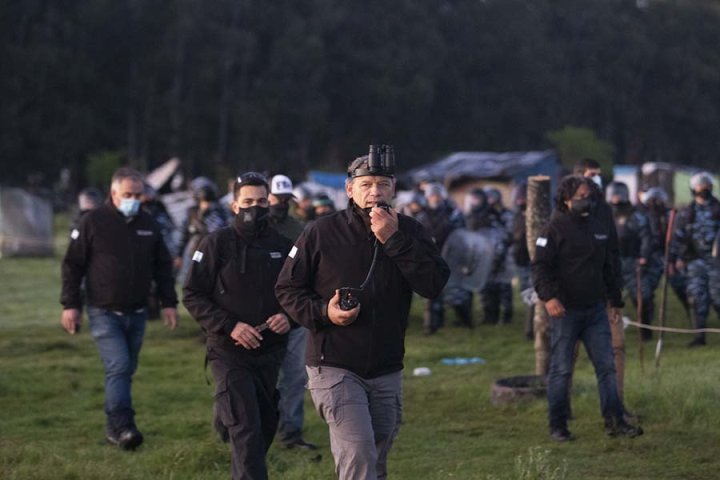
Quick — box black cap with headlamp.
[348,145,396,179]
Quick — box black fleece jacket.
[61,203,177,312]
[275,205,450,379]
[532,207,624,309]
[183,221,292,352]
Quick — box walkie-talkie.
[338,201,391,311]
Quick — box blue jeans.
[276,327,307,442]
[87,306,147,433]
[547,303,624,430]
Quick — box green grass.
[1,215,719,479]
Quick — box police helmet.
[484,187,502,206]
[606,181,630,204]
[194,184,217,203]
[639,187,669,206]
[689,171,714,191]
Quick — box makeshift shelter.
[402,150,560,209]
[0,187,54,258]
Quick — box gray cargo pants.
[307,366,403,480]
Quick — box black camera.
[339,287,362,311]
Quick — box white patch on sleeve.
[70,229,80,240]
[288,246,298,258]
[536,237,548,247]
[192,251,204,263]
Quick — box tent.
[0,187,54,258]
[402,150,560,208]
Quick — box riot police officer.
[670,172,720,347]
[606,182,653,340]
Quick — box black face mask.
[570,197,595,217]
[269,204,289,221]
[235,206,269,235]
[694,189,712,200]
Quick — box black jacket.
[275,205,450,379]
[61,203,177,312]
[532,207,624,309]
[183,222,293,353]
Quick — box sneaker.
[605,418,643,438]
[106,426,143,450]
[550,428,574,442]
[283,437,318,450]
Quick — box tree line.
[1,0,719,190]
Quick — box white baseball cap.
[270,175,295,197]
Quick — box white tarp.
[0,187,54,258]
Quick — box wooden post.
[526,175,552,375]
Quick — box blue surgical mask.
[591,175,603,188]
[118,198,141,217]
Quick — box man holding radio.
[276,146,449,480]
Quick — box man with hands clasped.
[183,172,293,480]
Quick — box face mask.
[591,175,603,188]
[235,206,269,234]
[694,189,712,200]
[570,197,594,217]
[118,198,141,217]
[269,204,289,221]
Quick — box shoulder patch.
[192,251,204,263]
[288,245,298,258]
[536,237,548,247]
[70,229,80,240]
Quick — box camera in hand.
[339,287,362,311]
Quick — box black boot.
[641,297,653,341]
[453,299,473,328]
[604,417,643,438]
[687,299,707,347]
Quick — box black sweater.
[532,208,624,309]
[61,203,177,312]
[275,205,450,379]
[183,223,293,352]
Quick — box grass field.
[1,216,719,479]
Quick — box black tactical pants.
[208,345,285,480]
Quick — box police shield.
[441,228,495,296]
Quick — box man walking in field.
[60,167,178,450]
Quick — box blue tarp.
[307,170,347,189]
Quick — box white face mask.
[591,175,603,188]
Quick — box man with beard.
[183,172,293,480]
